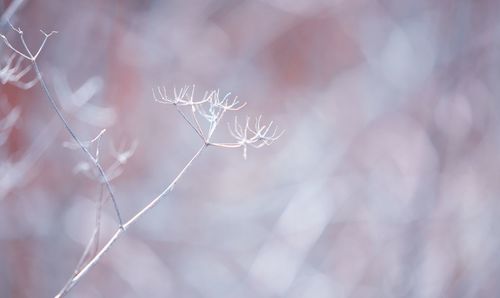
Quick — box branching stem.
[33,61,124,227]
[54,143,207,297]
[0,26,124,226]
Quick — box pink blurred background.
[2,0,500,297]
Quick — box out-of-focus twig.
[0,53,37,88]
[0,0,25,28]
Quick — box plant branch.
[175,105,206,142]
[0,26,124,227]
[54,143,208,297]
[33,61,124,227]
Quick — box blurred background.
[1,0,500,297]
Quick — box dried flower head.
[153,85,283,158]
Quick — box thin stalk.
[124,143,207,229]
[32,62,124,227]
[54,143,207,297]
[175,105,205,141]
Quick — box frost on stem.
[152,84,283,158]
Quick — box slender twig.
[0,74,108,199]
[191,104,204,137]
[0,26,124,227]
[175,105,206,142]
[33,62,123,227]
[54,143,208,298]
[56,184,106,296]
[2,21,284,297]
[54,85,282,296]
[92,184,105,257]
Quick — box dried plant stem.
[56,185,104,295]
[124,143,207,228]
[33,62,124,227]
[54,143,207,298]
[0,26,125,226]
